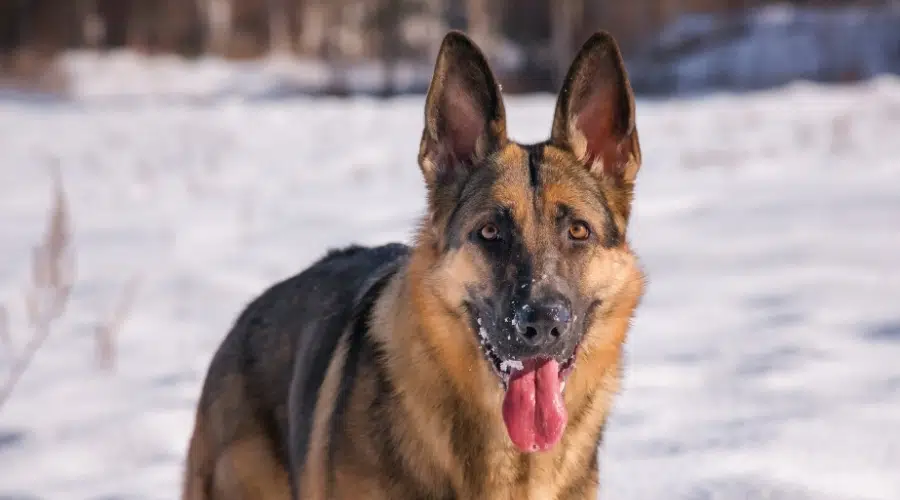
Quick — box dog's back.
[182,243,409,500]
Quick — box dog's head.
[411,31,645,454]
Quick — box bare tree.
[196,0,233,55]
[551,0,581,86]
[267,0,292,54]
[15,0,32,50]
[370,0,427,96]
[75,0,104,49]
[299,0,329,56]
[465,0,492,53]
[126,0,154,52]
[322,0,351,96]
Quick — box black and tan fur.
[182,30,646,500]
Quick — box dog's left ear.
[418,31,507,188]
[550,32,641,184]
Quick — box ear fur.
[550,31,641,184]
[418,31,507,188]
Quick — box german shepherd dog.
[182,29,645,500]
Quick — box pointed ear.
[418,31,507,188]
[550,32,641,183]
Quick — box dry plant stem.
[0,164,74,411]
[0,304,10,351]
[0,323,50,408]
[96,275,141,371]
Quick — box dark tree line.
[1,0,895,95]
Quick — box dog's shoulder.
[283,243,410,481]
[234,242,409,331]
[201,242,409,408]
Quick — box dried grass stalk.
[0,304,10,351]
[0,167,75,410]
[96,275,141,371]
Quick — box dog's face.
[414,31,644,453]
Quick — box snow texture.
[1,58,900,499]
[57,51,436,102]
[500,360,525,373]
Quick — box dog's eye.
[479,223,500,241]
[568,221,591,241]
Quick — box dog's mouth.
[477,329,578,454]
[478,337,577,390]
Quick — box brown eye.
[568,221,590,241]
[480,223,500,241]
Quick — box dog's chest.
[456,445,594,500]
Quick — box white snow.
[1,63,900,499]
[500,359,524,373]
[56,50,436,102]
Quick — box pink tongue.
[501,358,567,453]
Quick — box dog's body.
[182,31,646,500]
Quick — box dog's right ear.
[418,31,507,189]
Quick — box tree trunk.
[375,0,404,97]
[197,0,232,55]
[551,0,579,87]
[126,0,153,52]
[16,0,31,49]
[466,0,491,53]
[76,0,104,49]
[267,0,292,54]
[299,0,328,57]
[323,0,349,96]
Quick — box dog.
[181,29,646,500]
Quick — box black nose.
[514,298,572,347]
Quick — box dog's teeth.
[561,381,566,393]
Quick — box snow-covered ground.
[1,65,900,499]
[55,51,437,102]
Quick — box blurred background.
[1,2,900,499]
[2,0,900,97]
